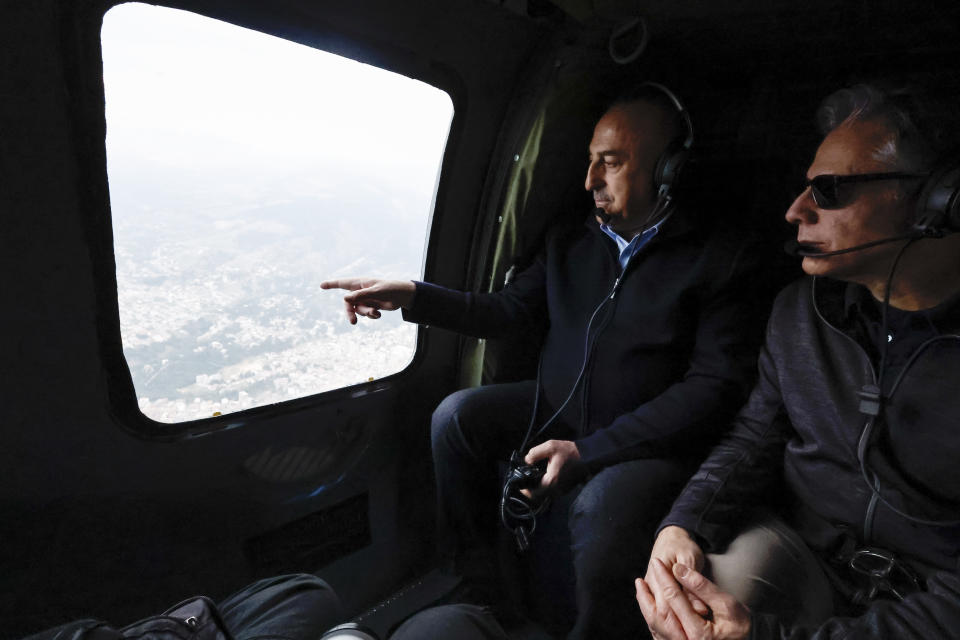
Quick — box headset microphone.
[783,234,920,258]
[914,162,960,236]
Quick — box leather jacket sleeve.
[657,328,792,551]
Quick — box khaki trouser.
[707,517,834,628]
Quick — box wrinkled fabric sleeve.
[656,317,792,551]
[574,242,769,468]
[749,569,960,639]
[400,252,547,339]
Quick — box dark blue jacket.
[403,212,767,469]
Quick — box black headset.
[912,159,960,237]
[640,82,695,203]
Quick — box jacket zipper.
[579,250,636,433]
[810,278,881,543]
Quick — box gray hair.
[816,84,947,173]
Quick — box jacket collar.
[583,204,696,242]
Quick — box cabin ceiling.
[487,0,960,66]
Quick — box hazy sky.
[101,2,453,185]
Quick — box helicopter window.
[100,2,452,423]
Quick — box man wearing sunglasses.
[638,84,960,640]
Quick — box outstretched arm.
[322,246,548,338]
[320,278,416,324]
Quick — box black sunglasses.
[802,172,928,209]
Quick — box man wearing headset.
[639,84,960,640]
[322,85,767,638]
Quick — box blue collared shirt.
[599,217,665,271]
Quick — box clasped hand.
[637,527,750,640]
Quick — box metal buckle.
[848,547,922,603]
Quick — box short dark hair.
[817,84,955,173]
[607,84,685,144]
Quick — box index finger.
[524,441,551,464]
[320,278,364,291]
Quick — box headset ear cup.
[914,162,960,237]
[654,140,689,198]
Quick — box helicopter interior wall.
[4,0,960,638]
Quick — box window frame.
[68,0,465,439]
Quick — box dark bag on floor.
[25,596,234,640]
